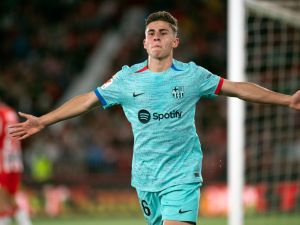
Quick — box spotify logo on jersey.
[138,109,151,124]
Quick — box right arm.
[8,92,99,140]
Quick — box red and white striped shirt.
[0,104,23,173]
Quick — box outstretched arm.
[220,79,300,110]
[9,92,99,140]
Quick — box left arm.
[219,79,300,110]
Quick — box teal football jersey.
[94,59,223,191]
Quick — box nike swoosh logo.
[133,92,144,97]
[178,209,192,214]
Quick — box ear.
[172,37,179,48]
[143,39,147,50]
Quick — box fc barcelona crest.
[172,86,184,99]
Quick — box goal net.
[245,0,300,218]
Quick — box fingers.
[8,123,27,139]
[8,125,27,137]
[8,127,24,134]
[8,123,23,129]
[8,128,32,140]
[19,133,31,140]
[8,123,25,135]
[18,111,30,118]
[11,133,30,140]
[7,112,38,140]
[10,130,27,138]
[9,128,34,140]
[8,112,31,130]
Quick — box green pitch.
[30,214,300,225]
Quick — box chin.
[150,52,167,59]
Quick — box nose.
[153,33,161,41]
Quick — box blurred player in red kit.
[0,99,32,225]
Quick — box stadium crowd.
[0,0,227,187]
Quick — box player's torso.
[0,106,23,173]
[118,63,203,191]
[121,65,199,131]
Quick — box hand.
[290,90,300,110]
[8,112,45,140]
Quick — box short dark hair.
[145,11,178,35]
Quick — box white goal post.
[228,1,300,225]
[227,0,245,225]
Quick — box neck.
[147,55,173,72]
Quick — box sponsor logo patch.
[138,109,151,124]
[153,110,182,121]
[101,78,113,89]
[178,209,192,214]
[138,109,183,124]
[133,92,144,97]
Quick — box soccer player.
[8,11,300,225]
[0,99,32,225]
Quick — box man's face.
[144,21,179,60]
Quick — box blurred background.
[0,0,299,224]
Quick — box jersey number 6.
[141,200,151,216]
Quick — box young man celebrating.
[0,99,32,225]
[9,11,300,225]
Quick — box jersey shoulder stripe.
[171,63,183,71]
[116,61,147,75]
[214,77,224,94]
[134,65,148,73]
[94,89,107,107]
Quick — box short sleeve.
[94,70,124,109]
[194,65,224,98]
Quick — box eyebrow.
[147,28,170,33]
